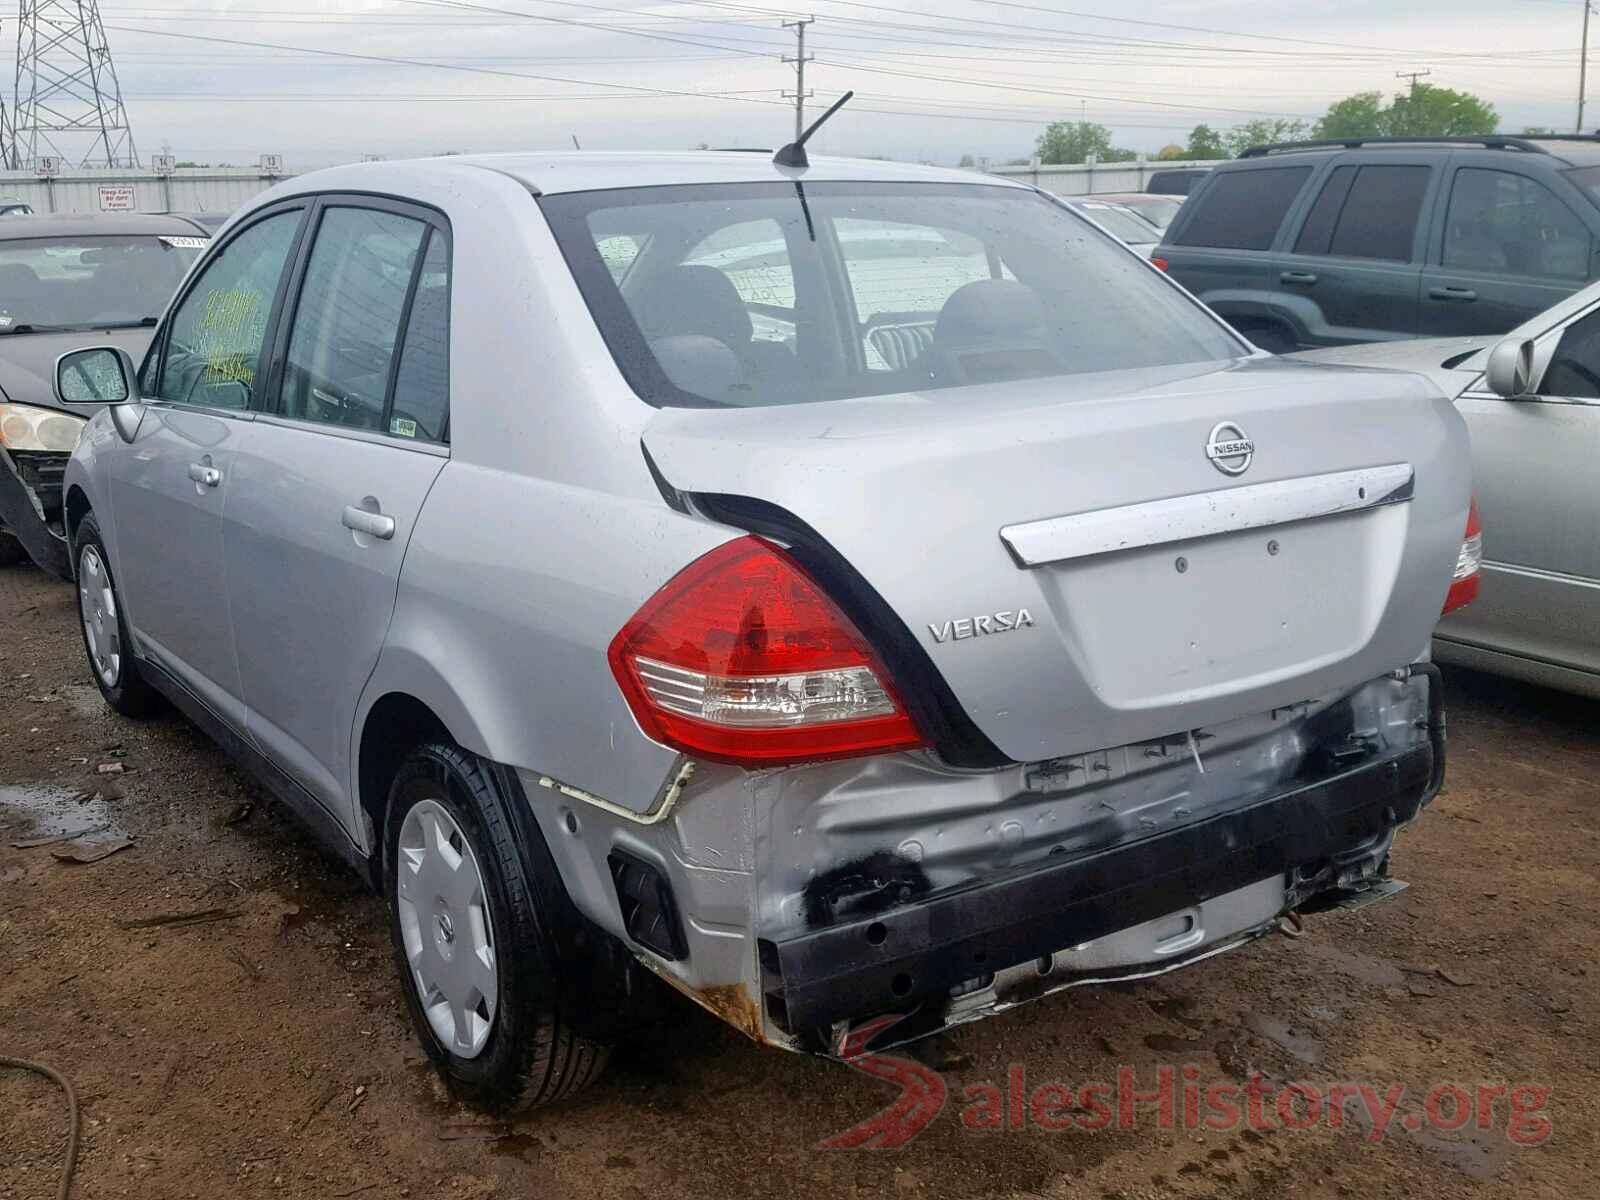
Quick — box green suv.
[1158,135,1600,352]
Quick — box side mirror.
[54,346,136,407]
[1484,336,1536,399]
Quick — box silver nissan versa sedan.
[56,148,1478,1111]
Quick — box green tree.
[1314,91,1385,139]
[1384,83,1497,137]
[957,153,976,168]
[1224,118,1309,157]
[1183,124,1227,159]
[1034,120,1136,164]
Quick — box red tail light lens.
[608,536,926,765]
[1150,255,1169,271]
[1442,497,1482,615]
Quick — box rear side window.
[279,207,428,434]
[1169,166,1311,251]
[1294,165,1430,262]
[1443,168,1594,281]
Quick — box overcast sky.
[10,0,1589,167]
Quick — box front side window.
[1167,166,1312,251]
[1443,169,1593,281]
[1540,306,1600,399]
[279,207,429,433]
[542,182,1242,410]
[1294,164,1430,262]
[156,209,301,409]
[0,235,202,333]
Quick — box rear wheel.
[74,513,161,717]
[385,743,611,1111]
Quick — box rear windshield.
[1074,203,1160,244]
[0,235,203,332]
[540,181,1242,409]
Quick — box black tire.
[384,743,611,1111]
[0,531,27,567]
[73,512,162,717]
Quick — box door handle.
[341,505,395,541]
[1428,286,1478,302]
[187,462,221,487]
[1279,270,1318,285]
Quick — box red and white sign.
[97,184,136,211]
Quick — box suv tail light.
[608,536,926,766]
[1442,497,1482,615]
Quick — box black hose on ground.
[0,1054,80,1200]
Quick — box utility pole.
[1580,1,1593,132]
[782,16,814,142]
[1395,69,1432,95]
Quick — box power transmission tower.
[782,16,814,143]
[0,22,12,171]
[1580,0,1594,132]
[14,0,139,169]
[1395,69,1432,95]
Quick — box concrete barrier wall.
[988,159,1227,196]
[0,167,295,217]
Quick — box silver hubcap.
[396,799,498,1058]
[78,544,120,688]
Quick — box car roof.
[0,211,210,238]
[301,151,1033,198]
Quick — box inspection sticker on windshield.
[158,236,209,249]
[391,416,418,438]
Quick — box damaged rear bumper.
[762,738,1434,1038]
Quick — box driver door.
[109,203,307,727]
[1439,303,1600,677]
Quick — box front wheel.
[74,513,161,717]
[385,743,611,1111]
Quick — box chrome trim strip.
[1000,463,1415,567]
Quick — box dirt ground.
[2,561,1596,1200]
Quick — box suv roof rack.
[1237,134,1600,158]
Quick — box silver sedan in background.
[1296,283,1600,697]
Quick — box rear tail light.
[1442,496,1482,615]
[1150,256,1169,271]
[608,536,926,766]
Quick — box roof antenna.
[773,90,853,169]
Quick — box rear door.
[1420,164,1594,336]
[1271,160,1434,345]
[223,198,450,820]
[1439,303,1600,676]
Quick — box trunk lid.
[642,357,1470,763]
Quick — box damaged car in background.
[0,213,208,572]
[56,142,1478,1112]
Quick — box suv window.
[1540,306,1600,399]
[1168,166,1312,251]
[1443,169,1593,281]
[279,206,429,433]
[1294,164,1430,261]
[154,209,301,409]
